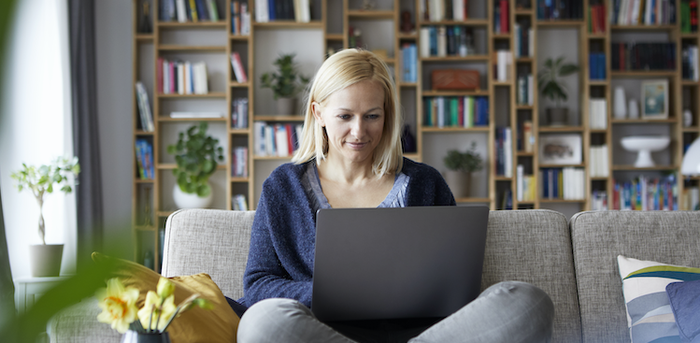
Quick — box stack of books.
[160,0,220,23]
[157,58,209,95]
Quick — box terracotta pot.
[29,244,63,277]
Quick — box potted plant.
[167,122,224,209]
[260,53,310,115]
[443,142,483,198]
[538,56,579,126]
[10,156,80,277]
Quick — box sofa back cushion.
[483,210,581,343]
[162,209,255,300]
[570,211,700,343]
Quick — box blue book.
[429,27,438,56]
[268,0,276,20]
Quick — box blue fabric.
[241,158,455,309]
[667,280,700,343]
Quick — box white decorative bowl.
[620,136,670,168]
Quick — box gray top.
[302,162,409,211]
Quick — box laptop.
[311,205,489,322]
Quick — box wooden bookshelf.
[131,0,700,270]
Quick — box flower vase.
[173,183,213,209]
[121,331,171,343]
[613,87,627,119]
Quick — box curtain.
[69,0,103,271]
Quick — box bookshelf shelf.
[229,35,250,40]
[134,225,156,232]
[230,177,250,183]
[540,164,586,168]
[610,71,677,77]
[347,10,395,18]
[253,21,323,29]
[230,82,251,87]
[158,21,227,29]
[134,179,154,184]
[610,25,677,31]
[325,33,344,41]
[421,55,490,62]
[612,165,678,171]
[539,199,586,203]
[157,117,227,122]
[157,45,227,51]
[611,118,678,124]
[418,19,490,27]
[135,34,153,42]
[538,126,585,133]
[253,115,305,121]
[229,128,250,135]
[157,92,227,98]
[422,90,490,96]
[421,127,490,133]
[536,20,585,27]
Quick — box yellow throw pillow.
[92,252,239,343]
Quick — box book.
[231,52,248,82]
[135,82,154,132]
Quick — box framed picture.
[641,80,669,119]
[539,134,582,165]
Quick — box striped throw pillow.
[617,255,700,343]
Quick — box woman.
[238,49,554,343]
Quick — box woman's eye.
[366,114,380,120]
[338,114,351,120]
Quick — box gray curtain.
[0,184,17,339]
[69,0,103,271]
[0,0,18,338]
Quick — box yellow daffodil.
[156,277,175,298]
[138,291,177,331]
[95,278,140,334]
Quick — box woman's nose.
[350,118,364,137]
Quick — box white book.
[176,0,187,23]
[436,97,445,128]
[295,124,304,152]
[601,144,609,177]
[169,112,224,118]
[645,0,652,25]
[300,0,310,23]
[293,0,301,22]
[514,23,521,57]
[275,125,289,157]
[264,125,275,156]
[177,63,185,94]
[452,0,464,20]
[241,3,251,34]
[256,0,269,22]
[504,127,512,178]
[528,29,534,57]
[464,96,473,128]
[420,28,431,58]
[631,0,640,25]
[197,62,209,94]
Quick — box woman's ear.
[312,101,324,127]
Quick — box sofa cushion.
[570,211,700,343]
[617,255,700,343]
[92,252,239,343]
[666,279,700,343]
[162,209,255,300]
[482,210,581,343]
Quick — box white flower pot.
[29,244,63,277]
[173,183,213,209]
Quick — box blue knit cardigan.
[241,158,456,308]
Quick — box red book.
[463,0,469,19]
[285,124,294,155]
[619,43,625,71]
[599,4,606,31]
[691,1,698,32]
[156,57,163,94]
[500,0,509,33]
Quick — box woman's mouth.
[346,142,367,149]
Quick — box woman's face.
[313,80,386,166]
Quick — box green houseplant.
[260,53,310,114]
[10,156,80,276]
[538,56,579,126]
[167,122,224,208]
[443,142,483,198]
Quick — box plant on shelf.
[11,156,80,276]
[167,122,224,208]
[96,276,212,339]
[443,142,483,198]
[538,56,579,126]
[260,53,310,114]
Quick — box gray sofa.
[50,209,700,343]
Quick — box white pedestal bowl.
[620,136,670,168]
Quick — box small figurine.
[362,0,376,10]
[400,11,414,33]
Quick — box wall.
[95,0,134,260]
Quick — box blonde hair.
[291,49,403,176]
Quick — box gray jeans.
[238,281,555,343]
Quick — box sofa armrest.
[48,298,121,343]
